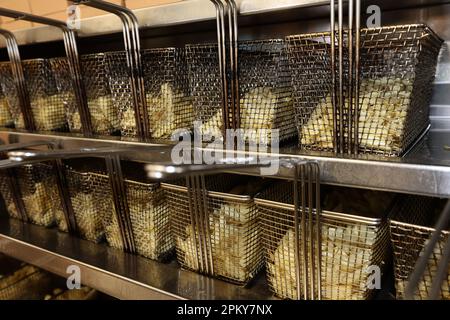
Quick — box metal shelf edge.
[1,130,449,198]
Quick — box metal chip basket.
[97,173,174,260]
[64,169,107,242]
[0,62,23,128]
[286,24,443,156]
[162,176,264,284]
[0,59,69,131]
[0,163,59,227]
[389,196,449,300]
[186,40,295,145]
[255,183,393,300]
[73,53,118,135]
[106,48,192,139]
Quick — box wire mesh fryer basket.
[105,48,193,139]
[162,176,265,285]
[286,24,443,156]
[389,196,449,300]
[0,62,24,128]
[63,169,106,242]
[186,39,295,145]
[66,53,118,135]
[0,163,60,227]
[255,182,393,300]
[0,59,69,131]
[97,174,174,260]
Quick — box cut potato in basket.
[301,77,412,153]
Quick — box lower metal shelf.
[0,217,273,300]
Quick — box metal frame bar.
[337,0,344,154]
[223,0,239,131]
[105,154,136,253]
[210,0,228,138]
[0,8,93,136]
[330,0,361,154]
[185,173,214,274]
[293,161,321,300]
[354,0,361,155]
[330,0,338,154]
[73,0,150,141]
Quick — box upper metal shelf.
[1,0,450,47]
[1,129,449,198]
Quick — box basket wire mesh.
[186,40,295,145]
[0,264,53,300]
[0,62,23,128]
[62,162,173,259]
[0,170,23,220]
[64,169,107,242]
[255,182,393,300]
[72,53,118,135]
[389,196,449,300]
[163,175,264,284]
[97,172,174,260]
[0,89,13,127]
[106,48,192,139]
[49,57,79,135]
[0,163,60,227]
[286,24,442,156]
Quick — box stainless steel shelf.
[1,129,449,198]
[0,217,273,300]
[1,0,450,47]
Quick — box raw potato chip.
[301,77,412,152]
[268,224,378,300]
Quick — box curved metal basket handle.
[223,0,239,130]
[330,0,361,154]
[209,0,239,135]
[0,29,34,131]
[72,0,149,141]
[0,8,93,136]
